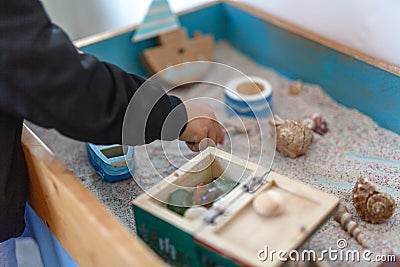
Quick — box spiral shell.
[333,203,368,248]
[353,177,376,217]
[352,177,395,223]
[366,193,395,223]
[271,115,313,158]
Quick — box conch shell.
[353,177,395,223]
[270,115,313,158]
[333,203,368,248]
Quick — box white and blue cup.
[224,76,273,118]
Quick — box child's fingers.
[215,121,225,145]
[186,141,199,152]
[208,127,217,146]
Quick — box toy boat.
[132,0,214,84]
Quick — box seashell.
[303,113,328,135]
[183,206,208,221]
[285,80,304,95]
[253,190,284,217]
[270,115,313,158]
[353,176,376,218]
[352,177,395,223]
[366,193,395,223]
[333,203,368,248]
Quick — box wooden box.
[133,147,339,266]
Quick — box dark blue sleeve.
[0,0,187,145]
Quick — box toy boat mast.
[132,0,181,42]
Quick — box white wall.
[40,0,400,66]
[239,0,400,66]
[40,0,214,40]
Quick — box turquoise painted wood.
[178,3,227,41]
[82,2,399,134]
[223,3,400,134]
[133,205,201,266]
[82,34,154,77]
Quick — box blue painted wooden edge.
[223,3,400,134]
[82,2,399,134]
[25,204,78,267]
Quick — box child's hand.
[179,102,224,152]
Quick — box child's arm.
[1,0,221,147]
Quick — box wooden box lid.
[194,171,339,266]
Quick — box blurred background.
[40,0,400,66]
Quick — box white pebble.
[252,190,284,217]
[183,206,208,221]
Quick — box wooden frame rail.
[22,125,165,267]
